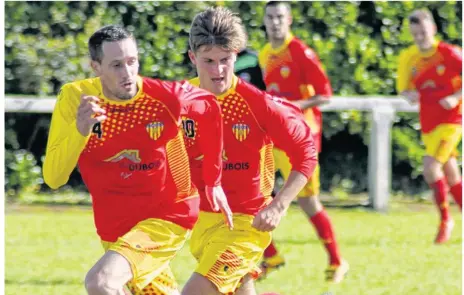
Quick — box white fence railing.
[5,96,419,212]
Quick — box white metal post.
[368,106,396,212]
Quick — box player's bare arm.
[439,89,462,110]
[292,94,331,111]
[400,90,420,104]
[252,170,308,232]
[205,186,233,230]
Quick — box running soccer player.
[258,1,348,283]
[43,25,229,295]
[397,9,462,244]
[181,7,318,295]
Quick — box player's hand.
[205,185,234,230]
[252,200,286,232]
[401,90,419,104]
[77,94,107,136]
[439,96,460,110]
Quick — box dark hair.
[189,6,247,53]
[88,25,134,63]
[408,9,435,25]
[265,1,291,11]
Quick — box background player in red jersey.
[397,9,462,244]
[258,1,348,283]
[181,7,318,295]
[43,25,229,295]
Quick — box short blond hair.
[408,9,435,25]
[189,6,247,52]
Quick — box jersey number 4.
[92,122,103,139]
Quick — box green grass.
[5,203,462,295]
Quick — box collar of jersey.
[98,75,143,105]
[269,33,294,55]
[189,75,238,101]
[416,39,439,58]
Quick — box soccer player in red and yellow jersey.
[42,25,230,295]
[397,9,462,244]
[258,1,348,283]
[181,7,318,295]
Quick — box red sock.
[310,210,341,266]
[431,178,450,221]
[449,181,462,211]
[263,239,278,258]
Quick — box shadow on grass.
[5,279,81,286]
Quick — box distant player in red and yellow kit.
[43,25,230,295]
[181,7,318,295]
[397,9,462,244]
[258,1,348,283]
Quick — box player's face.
[189,46,237,95]
[409,20,436,52]
[264,4,292,41]
[91,38,139,100]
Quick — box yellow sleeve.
[43,85,90,189]
[258,45,269,70]
[396,49,415,93]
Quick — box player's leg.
[182,272,220,295]
[444,156,462,210]
[422,124,461,243]
[96,218,189,295]
[297,165,348,283]
[127,267,180,295]
[234,274,257,295]
[182,212,271,295]
[85,250,133,295]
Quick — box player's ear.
[188,50,197,65]
[90,60,101,76]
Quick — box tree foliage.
[5,1,462,196]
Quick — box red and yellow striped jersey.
[43,76,222,242]
[397,41,462,133]
[186,76,318,216]
[259,34,332,152]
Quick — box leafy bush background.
[5,1,462,198]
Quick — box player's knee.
[181,273,221,295]
[444,158,461,186]
[235,275,257,295]
[85,267,122,295]
[298,196,322,217]
[423,156,443,182]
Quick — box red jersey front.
[397,41,462,133]
[259,34,332,152]
[43,77,222,242]
[185,76,318,216]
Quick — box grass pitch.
[5,202,461,295]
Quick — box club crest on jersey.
[146,121,164,140]
[232,123,250,142]
[280,66,290,78]
[436,64,445,76]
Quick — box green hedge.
[5,1,462,197]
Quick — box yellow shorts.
[273,148,320,197]
[101,218,189,293]
[422,124,462,164]
[190,212,272,294]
